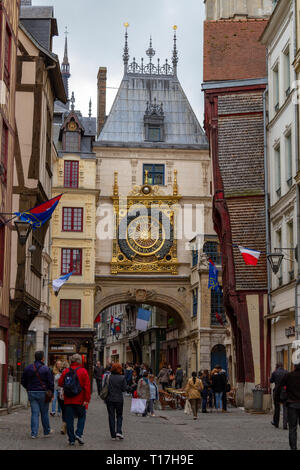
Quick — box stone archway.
[95,275,192,332]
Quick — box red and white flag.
[238,246,261,266]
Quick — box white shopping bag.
[130,398,147,414]
[184,399,192,415]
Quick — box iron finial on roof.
[123,22,130,74]
[71,91,75,111]
[89,98,92,118]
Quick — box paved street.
[0,391,296,450]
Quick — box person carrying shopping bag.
[137,371,150,416]
[105,363,128,440]
[185,372,203,420]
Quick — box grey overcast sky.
[34,0,206,124]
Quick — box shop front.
[49,328,95,385]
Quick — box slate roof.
[97,72,208,149]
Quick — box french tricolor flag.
[238,246,261,266]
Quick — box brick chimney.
[97,67,107,137]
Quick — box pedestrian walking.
[57,360,69,435]
[125,363,134,387]
[137,371,151,416]
[211,365,226,412]
[280,363,300,450]
[158,364,170,391]
[184,371,203,419]
[58,354,91,446]
[147,374,159,416]
[175,364,184,389]
[51,360,62,417]
[270,362,288,429]
[130,370,138,397]
[201,370,212,413]
[220,368,229,412]
[21,350,54,439]
[105,362,128,440]
[94,361,105,397]
[167,364,174,387]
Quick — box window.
[31,223,46,276]
[64,160,79,188]
[288,221,294,281]
[273,64,279,112]
[148,127,161,142]
[275,145,281,198]
[46,109,52,174]
[276,229,283,286]
[203,241,222,265]
[60,300,81,327]
[1,123,8,184]
[192,249,198,267]
[4,25,12,88]
[211,289,225,326]
[62,207,83,232]
[284,47,291,96]
[286,133,292,188]
[143,164,165,185]
[192,288,198,317]
[61,248,82,275]
[64,132,80,152]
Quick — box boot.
[61,422,67,435]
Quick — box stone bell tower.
[204,0,273,20]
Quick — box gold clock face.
[126,215,165,256]
[68,121,77,131]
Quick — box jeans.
[147,399,155,414]
[51,390,62,414]
[287,405,300,450]
[28,391,51,437]
[106,401,123,438]
[175,381,183,389]
[96,378,102,395]
[273,398,288,428]
[202,389,208,411]
[64,405,86,443]
[215,392,223,409]
[58,397,66,423]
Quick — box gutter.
[293,0,300,341]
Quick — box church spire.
[61,27,71,105]
[172,26,178,77]
[123,23,130,74]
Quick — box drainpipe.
[263,85,272,316]
[293,0,300,341]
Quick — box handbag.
[130,398,147,414]
[184,399,192,415]
[226,383,231,393]
[280,386,288,403]
[100,374,110,401]
[33,365,53,403]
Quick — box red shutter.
[4,25,12,87]
[60,300,81,327]
[1,123,8,184]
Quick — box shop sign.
[112,349,118,355]
[50,344,76,353]
[126,346,131,352]
[285,326,295,338]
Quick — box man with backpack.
[58,354,91,446]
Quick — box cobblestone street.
[0,391,296,450]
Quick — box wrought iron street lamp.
[14,219,32,246]
[267,252,285,275]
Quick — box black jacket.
[94,365,104,379]
[280,369,300,404]
[270,367,288,394]
[107,373,127,402]
[211,373,226,393]
[21,361,54,393]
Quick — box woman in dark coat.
[106,363,128,440]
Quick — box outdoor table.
[165,388,187,409]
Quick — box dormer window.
[144,98,164,142]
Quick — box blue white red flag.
[238,246,261,266]
[15,194,62,230]
[136,308,151,332]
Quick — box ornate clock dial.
[68,121,77,131]
[118,209,174,261]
